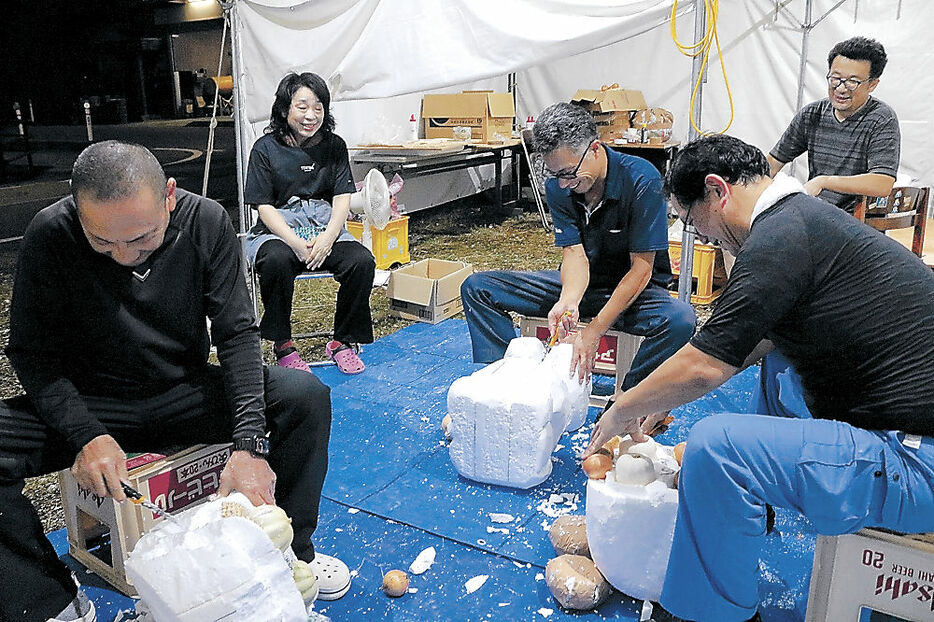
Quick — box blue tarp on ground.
[48,319,817,621]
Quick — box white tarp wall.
[233,0,933,205]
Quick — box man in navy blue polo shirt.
[461,102,695,388]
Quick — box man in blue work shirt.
[461,102,695,388]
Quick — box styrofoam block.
[447,340,591,489]
[585,444,680,602]
[504,336,546,360]
[126,493,307,622]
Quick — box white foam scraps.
[555,444,565,451]
[498,602,510,607]
[486,526,510,535]
[512,561,525,568]
[334,528,343,532]
[537,607,554,617]
[488,512,514,523]
[350,569,359,578]
[541,519,551,531]
[407,588,419,594]
[347,508,360,514]
[420,415,430,423]
[536,492,580,517]
[465,574,489,594]
[535,572,544,581]
[408,546,436,575]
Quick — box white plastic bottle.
[409,114,419,142]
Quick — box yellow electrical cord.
[670,0,734,135]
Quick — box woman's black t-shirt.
[244,132,356,208]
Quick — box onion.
[673,442,687,465]
[382,569,409,597]
[582,453,613,479]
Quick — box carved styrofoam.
[585,442,680,601]
[126,493,306,622]
[447,338,591,489]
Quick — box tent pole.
[202,11,229,197]
[228,0,247,235]
[507,72,517,132]
[226,0,258,314]
[678,0,707,303]
[790,0,814,176]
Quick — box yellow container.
[346,216,411,270]
[668,240,727,304]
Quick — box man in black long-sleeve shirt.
[0,141,346,622]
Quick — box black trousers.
[0,365,331,622]
[254,238,375,345]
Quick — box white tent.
[227,0,933,214]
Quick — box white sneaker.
[46,590,96,622]
[310,553,351,600]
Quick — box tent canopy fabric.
[232,0,933,205]
[237,0,678,120]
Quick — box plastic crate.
[668,240,728,304]
[806,528,934,622]
[347,216,410,270]
[58,444,231,595]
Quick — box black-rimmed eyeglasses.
[826,73,871,91]
[542,147,589,180]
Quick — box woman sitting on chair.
[244,72,374,374]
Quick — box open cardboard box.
[387,258,473,324]
[422,91,515,142]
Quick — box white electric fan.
[349,168,391,252]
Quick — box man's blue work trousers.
[460,269,696,390]
[660,353,934,621]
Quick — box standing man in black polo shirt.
[585,135,934,622]
[768,36,900,212]
[0,141,348,622]
[461,102,695,388]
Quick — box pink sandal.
[277,350,311,373]
[326,341,365,374]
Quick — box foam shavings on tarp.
[48,322,810,621]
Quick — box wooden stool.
[58,444,231,595]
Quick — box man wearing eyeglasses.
[461,102,696,390]
[586,135,934,622]
[767,36,900,212]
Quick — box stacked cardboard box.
[570,86,673,144]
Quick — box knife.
[121,482,179,523]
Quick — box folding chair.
[854,186,930,266]
[520,128,553,232]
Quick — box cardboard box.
[59,444,232,595]
[806,528,934,622]
[517,316,643,378]
[347,215,410,270]
[571,87,647,115]
[422,91,515,142]
[386,258,473,324]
